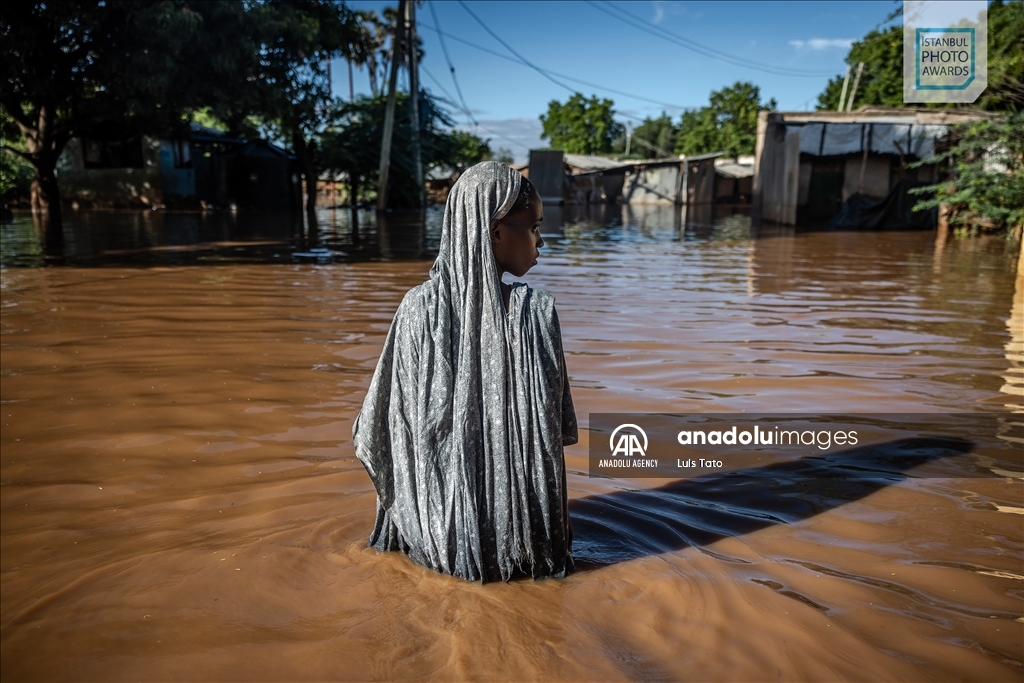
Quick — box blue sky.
[339,1,901,162]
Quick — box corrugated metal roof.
[682,151,725,162]
[715,163,754,179]
[774,107,993,125]
[563,154,627,171]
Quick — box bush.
[910,111,1024,233]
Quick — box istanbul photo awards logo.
[609,423,648,457]
[903,0,987,104]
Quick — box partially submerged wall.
[57,137,164,208]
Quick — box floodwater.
[1,206,1022,681]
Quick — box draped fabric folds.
[352,161,578,583]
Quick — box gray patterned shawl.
[352,161,577,583]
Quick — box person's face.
[490,199,544,278]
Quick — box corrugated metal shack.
[753,107,989,225]
[528,150,568,204]
[529,150,746,206]
[714,156,755,204]
[564,154,629,204]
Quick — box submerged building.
[56,124,301,211]
[753,107,991,225]
[528,150,752,206]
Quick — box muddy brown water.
[1,207,1022,681]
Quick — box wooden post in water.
[377,0,406,212]
[407,0,424,207]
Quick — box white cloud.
[653,1,665,24]
[454,117,545,164]
[789,38,855,50]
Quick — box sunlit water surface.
[2,206,1022,681]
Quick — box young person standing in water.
[352,161,577,583]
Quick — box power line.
[421,64,532,151]
[428,0,476,126]
[451,2,647,124]
[419,23,690,111]
[587,1,836,78]
[456,1,578,93]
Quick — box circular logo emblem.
[609,423,648,457]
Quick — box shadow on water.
[569,437,974,570]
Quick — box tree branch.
[0,99,35,137]
[0,144,35,163]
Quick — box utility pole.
[377,0,405,212]
[348,58,354,102]
[846,62,865,112]
[837,65,851,112]
[408,0,424,207]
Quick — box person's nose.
[536,234,545,249]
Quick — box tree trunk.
[292,131,319,221]
[2,102,67,254]
[30,163,62,222]
[377,0,405,212]
[28,155,64,255]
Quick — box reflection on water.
[1,204,759,268]
[0,209,444,267]
[1,207,1022,680]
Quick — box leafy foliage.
[909,111,1024,232]
[321,92,490,207]
[816,26,903,111]
[628,114,676,158]
[1,111,32,207]
[493,147,515,165]
[984,0,1024,111]
[447,131,494,169]
[676,82,776,157]
[540,93,624,154]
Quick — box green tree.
[984,0,1024,111]
[539,93,624,155]
[676,82,777,157]
[909,111,1024,232]
[816,26,903,110]
[630,113,676,158]
[493,147,515,165]
[321,91,482,207]
[448,131,493,168]
[1,110,33,211]
[246,0,367,217]
[0,1,209,231]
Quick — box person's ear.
[490,218,501,242]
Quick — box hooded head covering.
[353,161,576,582]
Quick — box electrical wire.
[428,0,477,126]
[452,2,647,123]
[455,0,577,93]
[587,1,836,78]
[419,23,690,111]
[421,64,533,151]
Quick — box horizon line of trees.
[539,81,776,160]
